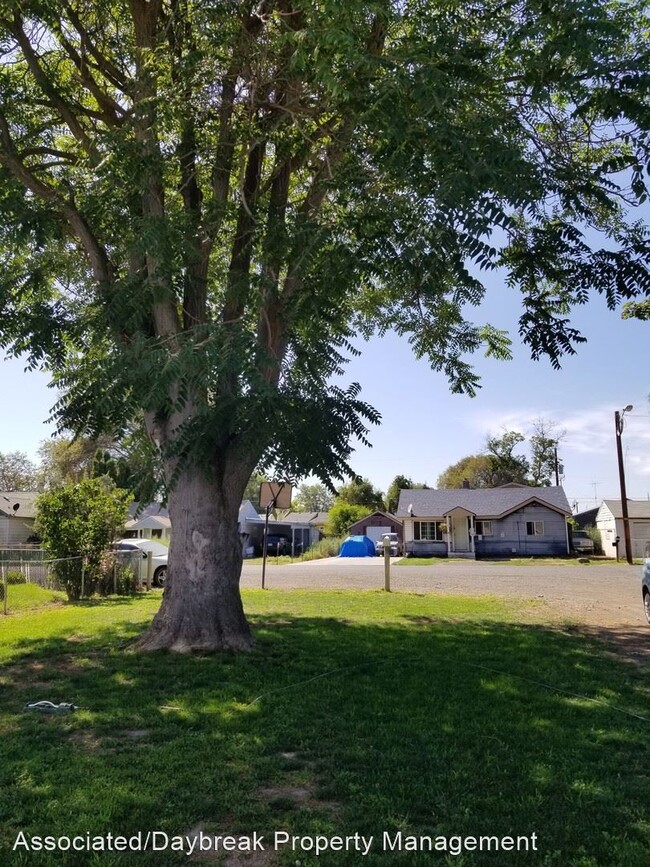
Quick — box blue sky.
[1,286,648,512]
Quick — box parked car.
[264,534,291,556]
[642,559,650,625]
[113,538,168,587]
[571,529,595,555]
[376,533,400,556]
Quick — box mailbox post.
[383,535,391,592]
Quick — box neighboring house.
[0,492,39,546]
[124,500,314,557]
[281,511,328,539]
[246,504,317,556]
[124,502,172,541]
[397,484,571,559]
[347,510,403,545]
[595,500,650,560]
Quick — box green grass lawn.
[1,586,648,866]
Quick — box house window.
[526,521,544,536]
[414,521,444,541]
[475,520,493,536]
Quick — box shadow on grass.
[0,611,648,866]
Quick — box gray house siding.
[474,505,568,557]
[0,516,36,546]
[405,504,567,558]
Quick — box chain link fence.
[0,548,144,614]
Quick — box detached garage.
[596,500,650,559]
[347,511,403,546]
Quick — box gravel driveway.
[241,558,646,628]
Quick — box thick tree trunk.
[135,463,253,652]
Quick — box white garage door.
[365,525,392,543]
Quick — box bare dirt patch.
[185,824,276,865]
[565,624,650,669]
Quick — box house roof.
[600,499,650,520]
[281,511,329,525]
[0,491,39,520]
[396,485,571,519]
[125,515,172,531]
[348,510,402,527]
[128,502,169,519]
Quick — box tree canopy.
[384,474,429,514]
[436,455,495,490]
[336,477,384,510]
[292,482,334,513]
[437,421,565,488]
[0,451,39,491]
[1,0,649,651]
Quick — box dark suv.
[264,534,291,555]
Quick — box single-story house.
[124,502,172,541]
[280,511,328,542]
[595,500,650,560]
[125,500,314,557]
[0,492,39,546]
[347,510,403,545]
[397,484,572,559]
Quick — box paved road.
[241,558,647,628]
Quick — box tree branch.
[0,109,112,287]
[8,15,100,163]
[60,0,129,91]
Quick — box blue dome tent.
[339,535,376,557]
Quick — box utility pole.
[615,406,634,565]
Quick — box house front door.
[452,516,470,553]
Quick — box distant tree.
[336,478,384,510]
[36,477,130,600]
[292,483,334,513]
[91,419,163,504]
[38,437,110,487]
[529,419,565,487]
[436,455,494,489]
[242,472,269,511]
[385,475,413,513]
[324,502,371,538]
[0,451,39,491]
[384,475,429,513]
[485,430,530,486]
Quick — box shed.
[348,510,403,544]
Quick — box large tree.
[1,1,649,651]
[292,482,334,513]
[384,474,428,514]
[436,455,494,490]
[485,430,530,486]
[335,476,384,510]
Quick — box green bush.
[36,477,131,601]
[302,536,343,560]
[584,524,603,555]
[96,554,138,596]
[5,570,27,585]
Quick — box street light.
[614,405,633,565]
